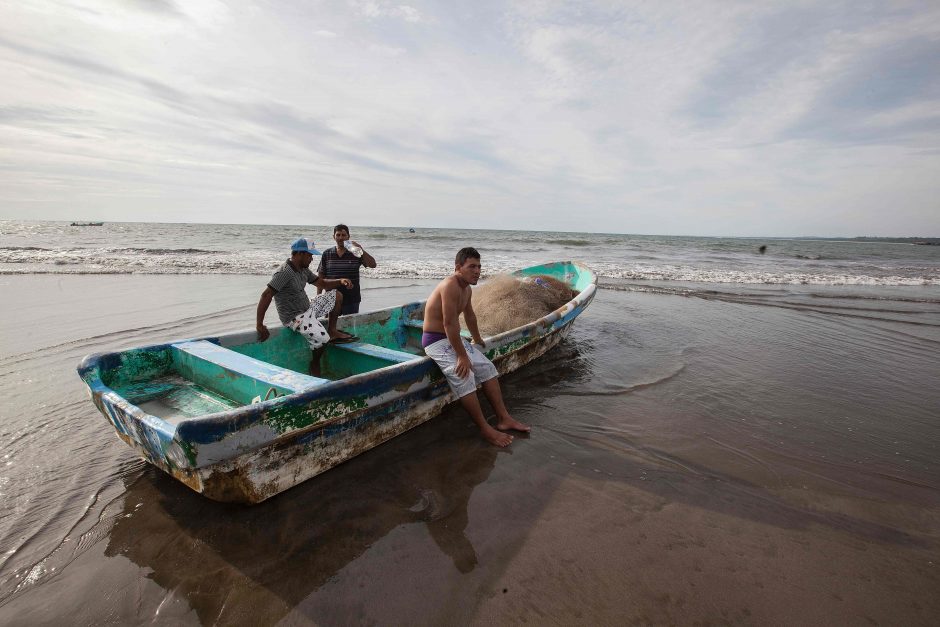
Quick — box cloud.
[354,1,425,23]
[367,43,407,57]
[0,0,937,235]
[0,36,195,112]
[783,36,940,145]
[126,0,183,17]
[679,2,940,148]
[0,105,87,126]
[683,5,837,123]
[396,5,422,23]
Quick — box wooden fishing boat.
[77,261,597,503]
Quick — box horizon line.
[1,218,937,240]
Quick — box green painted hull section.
[77,261,597,503]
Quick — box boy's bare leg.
[480,378,530,432]
[458,392,513,447]
[309,346,325,377]
[326,292,354,339]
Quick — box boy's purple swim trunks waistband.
[421,331,448,348]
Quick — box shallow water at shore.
[0,274,938,624]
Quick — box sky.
[0,0,938,236]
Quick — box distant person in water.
[256,238,359,375]
[759,245,767,254]
[317,224,377,315]
[422,247,530,447]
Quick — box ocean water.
[0,220,938,624]
[1,220,938,285]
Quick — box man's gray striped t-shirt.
[268,260,318,325]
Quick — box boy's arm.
[463,292,485,347]
[441,282,472,378]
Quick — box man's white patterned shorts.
[287,290,337,349]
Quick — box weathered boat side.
[77,261,597,503]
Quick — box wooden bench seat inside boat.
[332,342,422,364]
[323,341,423,378]
[172,340,329,405]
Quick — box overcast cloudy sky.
[1,1,938,235]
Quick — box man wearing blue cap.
[256,238,359,375]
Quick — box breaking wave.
[2,224,939,288]
[590,263,940,287]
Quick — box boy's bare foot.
[497,416,530,432]
[481,425,513,447]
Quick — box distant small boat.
[71,221,103,226]
[77,261,596,503]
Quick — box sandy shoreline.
[472,470,939,625]
[1,274,938,625]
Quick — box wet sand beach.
[1,273,939,625]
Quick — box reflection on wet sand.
[89,345,594,624]
[105,404,501,624]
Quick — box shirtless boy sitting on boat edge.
[422,247,530,447]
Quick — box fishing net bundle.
[464,274,578,336]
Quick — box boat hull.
[181,324,571,503]
[78,261,596,503]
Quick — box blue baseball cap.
[290,238,320,255]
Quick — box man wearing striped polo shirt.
[256,237,359,375]
[317,224,377,315]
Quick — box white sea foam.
[592,263,940,287]
[1,250,937,286]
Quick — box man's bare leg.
[458,392,513,447]
[480,378,530,432]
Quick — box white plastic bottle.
[344,240,363,258]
